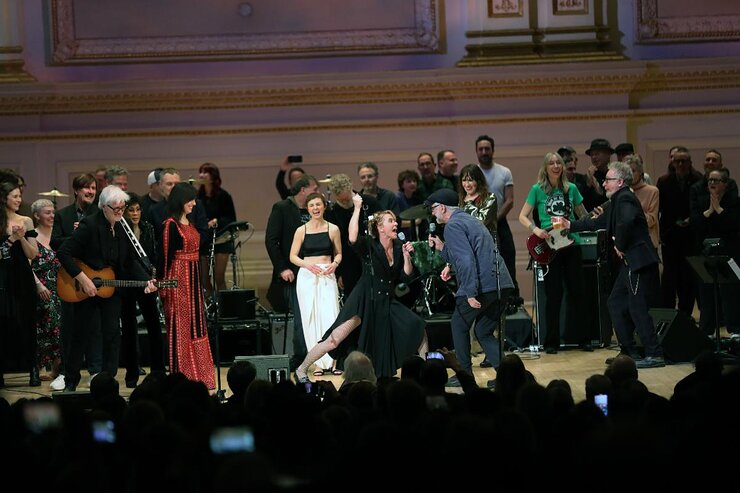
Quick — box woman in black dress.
[295,193,427,381]
[0,181,39,387]
[196,162,236,294]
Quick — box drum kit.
[38,187,70,207]
[396,205,455,315]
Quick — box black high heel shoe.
[29,367,41,387]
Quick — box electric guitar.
[57,259,178,302]
[526,227,575,265]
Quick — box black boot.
[29,367,41,387]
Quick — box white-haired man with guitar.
[57,185,158,392]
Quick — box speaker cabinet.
[233,354,290,384]
[215,320,270,364]
[534,262,613,347]
[218,289,256,320]
[505,307,532,349]
[425,315,453,351]
[649,308,713,362]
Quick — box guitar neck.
[97,280,151,288]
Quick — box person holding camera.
[427,188,514,387]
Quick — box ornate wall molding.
[50,0,442,64]
[3,105,740,142]
[2,65,739,115]
[636,0,740,43]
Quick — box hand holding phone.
[594,394,608,416]
[210,426,255,454]
[287,155,303,164]
[426,351,444,360]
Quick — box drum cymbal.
[187,178,207,186]
[399,203,430,220]
[317,178,331,184]
[38,188,70,197]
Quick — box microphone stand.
[208,227,226,401]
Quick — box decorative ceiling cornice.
[2,106,738,143]
[2,66,740,116]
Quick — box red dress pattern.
[162,218,215,389]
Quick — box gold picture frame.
[488,0,524,18]
[553,0,589,16]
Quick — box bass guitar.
[57,259,178,302]
[526,226,574,265]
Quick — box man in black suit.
[51,173,102,388]
[265,174,318,369]
[566,162,665,368]
[57,185,157,391]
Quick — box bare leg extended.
[295,316,361,382]
[418,331,429,358]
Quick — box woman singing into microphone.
[294,194,427,381]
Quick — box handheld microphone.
[428,222,437,236]
[397,232,408,243]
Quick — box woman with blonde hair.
[295,194,427,381]
[30,198,63,388]
[518,152,592,354]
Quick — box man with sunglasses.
[57,185,157,391]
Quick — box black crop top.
[302,225,333,257]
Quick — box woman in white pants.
[290,192,343,376]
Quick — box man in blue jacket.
[427,189,514,387]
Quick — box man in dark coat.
[265,174,318,369]
[567,162,665,368]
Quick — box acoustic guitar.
[57,259,178,302]
[526,226,574,265]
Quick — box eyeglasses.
[106,205,126,213]
[707,178,727,184]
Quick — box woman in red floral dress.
[161,183,215,389]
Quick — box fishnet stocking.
[417,331,429,358]
[295,316,361,381]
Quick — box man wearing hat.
[615,142,634,162]
[585,138,613,195]
[559,146,605,212]
[426,188,514,386]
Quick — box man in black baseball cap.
[426,187,513,388]
[424,188,459,208]
[557,145,576,158]
[615,142,635,161]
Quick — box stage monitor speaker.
[267,313,294,358]
[52,391,94,411]
[505,307,532,349]
[535,262,613,347]
[425,315,453,351]
[649,308,713,363]
[216,320,270,363]
[218,289,256,320]
[233,354,290,384]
